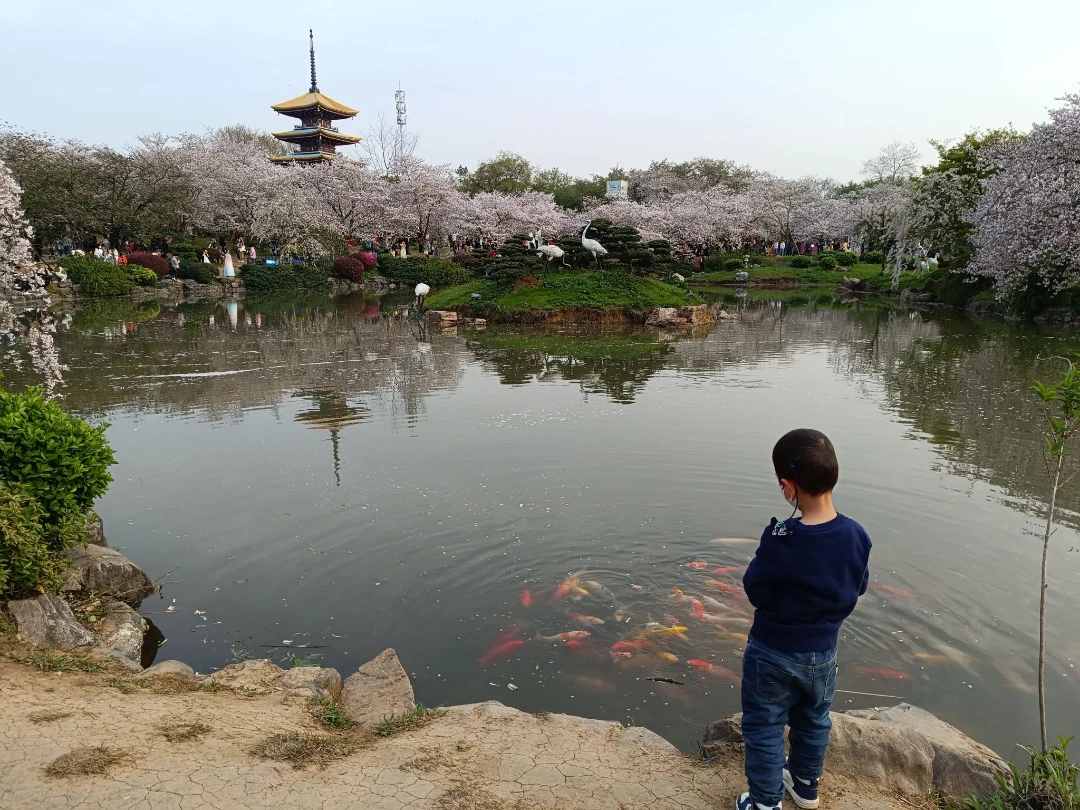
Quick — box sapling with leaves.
[1031,357,1080,753]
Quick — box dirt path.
[0,662,919,810]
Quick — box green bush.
[863,251,885,265]
[177,258,218,285]
[169,243,198,260]
[242,263,332,294]
[377,256,473,288]
[126,266,158,286]
[61,257,134,296]
[790,255,813,268]
[0,385,116,533]
[957,737,1078,810]
[832,251,859,267]
[722,257,744,271]
[0,481,81,598]
[819,256,838,270]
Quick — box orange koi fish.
[869,583,914,599]
[611,639,651,653]
[707,580,743,595]
[642,625,688,638]
[687,659,739,679]
[711,566,743,575]
[668,615,681,625]
[564,639,587,649]
[538,630,592,641]
[478,639,524,667]
[850,666,909,680]
[692,600,706,619]
[567,613,605,626]
[685,561,709,570]
[520,588,533,608]
[554,572,588,599]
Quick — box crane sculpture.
[580,221,609,272]
[531,228,566,266]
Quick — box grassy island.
[424,271,702,314]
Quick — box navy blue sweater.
[742,513,871,653]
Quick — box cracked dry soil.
[0,661,915,809]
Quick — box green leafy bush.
[126,266,158,286]
[819,255,838,270]
[832,251,859,267]
[61,257,134,296]
[0,385,116,533]
[722,257,744,271]
[863,251,885,265]
[127,251,170,278]
[377,256,472,288]
[169,242,198,260]
[242,263,332,294]
[0,481,80,598]
[177,258,218,285]
[790,255,813,268]
[957,737,1079,810]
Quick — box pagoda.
[270,30,361,163]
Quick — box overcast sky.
[5,0,1078,181]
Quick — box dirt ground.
[0,660,926,810]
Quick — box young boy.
[737,429,871,810]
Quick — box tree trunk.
[1038,457,1062,753]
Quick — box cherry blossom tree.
[183,133,279,241]
[456,190,567,243]
[969,94,1080,297]
[0,159,35,290]
[386,157,462,246]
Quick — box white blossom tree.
[0,159,35,290]
[969,94,1080,297]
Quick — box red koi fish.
[711,566,743,575]
[691,599,706,619]
[554,572,588,599]
[520,588,533,608]
[538,630,591,641]
[564,639,586,649]
[687,659,738,679]
[685,561,709,570]
[869,583,914,599]
[668,615,681,625]
[610,639,651,653]
[567,613,605,626]
[478,639,524,667]
[611,651,633,660]
[707,580,743,595]
[851,666,909,680]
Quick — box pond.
[5,292,1080,757]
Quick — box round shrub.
[864,251,885,265]
[790,255,813,269]
[819,256,838,270]
[357,251,378,271]
[333,256,364,283]
[0,482,81,598]
[833,251,858,267]
[178,258,218,284]
[0,385,116,533]
[722,257,744,271]
[169,242,198,260]
[128,251,170,278]
[127,266,159,286]
[60,257,133,296]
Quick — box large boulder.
[677,304,715,325]
[341,648,415,727]
[136,660,196,685]
[645,307,686,327]
[205,659,283,690]
[62,545,155,607]
[85,512,107,547]
[7,595,94,649]
[94,601,146,666]
[424,310,457,324]
[702,705,1003,801]
[276,666,342,701]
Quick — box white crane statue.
[580,221,608,272]
[530,229,566,266]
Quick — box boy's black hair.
[772,428,838,496]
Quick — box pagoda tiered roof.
[271,92,358,119]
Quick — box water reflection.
[2,294,1079,756]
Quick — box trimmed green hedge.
[61,257,134,296]
[242,263,332,293]
[177,258,219,285]
[377,255,473,288]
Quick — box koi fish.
[711,566,742,575]
[869,583,914,599]
[672,588,683,595]
[728,632,749,642]
[520,588,533,608]
[850,666,909,680]
[668,615,681,625]
[691,600,706,619]
[478,639,524,667]
[913,653,951,664]
[567,613,605,626]
[611,651,633,660]
[685,561,709,570]
[614,611,628,623]
[564,639,586,649]
[707,580,743,595]
[565,675,616,692]
[583,580,616,600]
[657,652,679,663]
[554,572,586,599]
[538,630,592,641]
[687,660,739,679]
[630,584,645,591]
[611,639,651,652]
[700,595,727,611]
[710,537,758,544]
[642,625,688,638]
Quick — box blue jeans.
[741,638,837,807]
